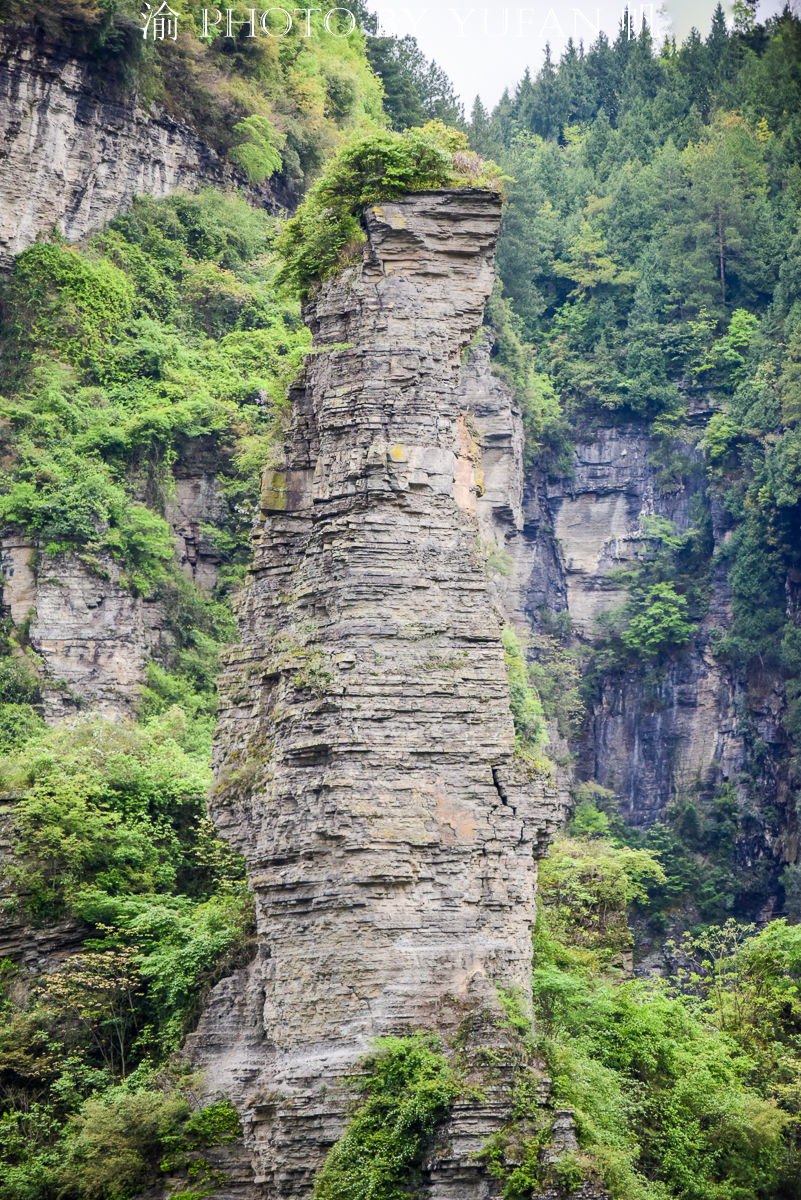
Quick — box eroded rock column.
[191,188,560,1196]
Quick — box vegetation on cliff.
[1,3,801,1198]
[0,190,308,595]
[478,826,801,1199]
[274,120,503,297]
[0,704,255,1198]
[313,1033,461,1200]
[472,5,801,922]
[0,193,282,1199]
[526,828,801,1199]
[475,1,801,661]
[0,0,384,196]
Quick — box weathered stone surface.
[164,445,230,589]
[549,426,674,636]
[458,331,529,622]
[0,455,228,715]
[510,423,747,826]
[0,537,168,717]
[515,414,793,880]
[189,189,563,1197]
[0,25,281,269]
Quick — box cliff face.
[543,426,745,825]
[0,25,280,268]
[188,189,562,1196]
[516,419,795,891]
[0,447,225,716]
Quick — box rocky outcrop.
[188,189,563,1197]
[0,24,281,269]
[507,417,796,875]
[0,453,226,716]
[540,425,747,825]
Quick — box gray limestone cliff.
[0,24,281,269]
[506,414,796,908]
[186,189,564,1197]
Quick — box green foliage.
[0,192,309,590]
[355,7,462,132]
[0,0,384,194]
[0,653,45,753]
[538,836,665,963]
[501,625,547,758]
[528,834,792,1200]
[620,581,696,658]
[0,703,252,1192]
[58,1089,190,1199]
[0,1087,242,1200]
[475,5,801,717]
[3,713,213,918]
[313,1032,461,1200]
[229,115,286,185]
[275,122,504,297]
[2,239,134,364]
[524,613,584,738]
[586,517,708,680]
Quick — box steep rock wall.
[518,420,794,882]
[188,189,562,1197]
[0,24,281,269]
[544,426,746,825]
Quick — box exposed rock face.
[541,425,747,825]
[189,190,562,1196]
[511,419,796,874]
[0,25,280,269]
[0,457,225,716]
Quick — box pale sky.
[369,1,790,108]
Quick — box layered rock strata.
[543,426,746,825]
[0,450,225,717]
[189,189,562,1196]
[0,25,280,268]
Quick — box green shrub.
[0,704,46,754]
[313,1033,461,1200]
[229,115,286,184]
[3,714,211,919]
[0,192,310,591]
[620,581,696,658]
[275,122,504,297]
[501,625,547,756]
[1,240,134,366]
[529,835,789,1200]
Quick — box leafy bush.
[528,834,791,1200]
[0,192,309,588]
[620,581,696,658]
[538,836,665,962]
[0,704,252,1190]
[1,240,134,365]
[228,115,286,184]
[313,1033,461,1200]
[3,713,212,918]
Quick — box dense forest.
[477,7,801,922]
[1,3,801,1198]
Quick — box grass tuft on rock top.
[274,122,505,298]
